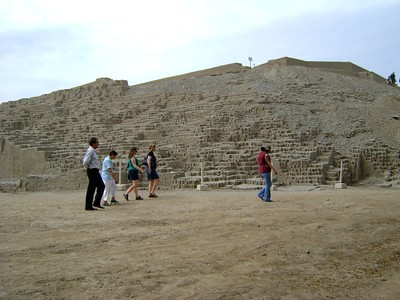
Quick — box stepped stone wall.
[0,57,399,192]
[265,57,387,84]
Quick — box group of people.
[82,137,160,211]
[123,144,160,201]
[82,137,279,210]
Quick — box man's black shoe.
[93,205,105,209]
[85,207,98,211]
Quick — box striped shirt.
[83,146,100,169]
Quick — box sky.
[1,0,399,103]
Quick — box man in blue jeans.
[257,146,278,202]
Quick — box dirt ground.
[1,186,399,300]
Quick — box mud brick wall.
[1,59,399,191]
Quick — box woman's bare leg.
[132,180,139,197]
[148,181,153,195]
[125,182,134,195]
[150,179,160,194]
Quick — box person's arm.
[82,149,93,169]
[108,167,118,183]
[132,157,144,173]
[265,154,278,175]
[147,155,152,172]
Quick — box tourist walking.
[101,150,119,206]
[257,145,278,202]
[145,144,160,198]
[123,147,145,201]
[82,137,105,210]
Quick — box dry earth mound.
[0,57,399,192]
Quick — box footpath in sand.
[1,187,399,299]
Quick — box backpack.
[142,156,148,166]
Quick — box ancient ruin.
[0,57,399,192]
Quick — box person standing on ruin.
[257,145,278,202]
[123,147,145,201]
[83,137,105,210]
[387,72,396,86]
[145,144,160,198]
[101,150,119,206]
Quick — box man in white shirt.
[101,150,119,206]
[83,137,105,210]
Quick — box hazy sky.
[1,0,399,103]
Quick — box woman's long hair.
[128,147,138,159]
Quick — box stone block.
[196,184,209,191]
[335,183,347,189]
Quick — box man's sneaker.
[136,196,143,200]
[123,193,129,201]
[149,193,158,198]
[103,201,111,206]
[111,199,119,204]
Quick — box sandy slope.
[1,187,399,299]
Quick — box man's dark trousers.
[85,168,105,209]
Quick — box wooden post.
[335,160,347,189]
[116,159,125,191]
[197,161,208,191]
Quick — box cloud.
[1,0,399,102]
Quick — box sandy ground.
[0,186,399,300]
